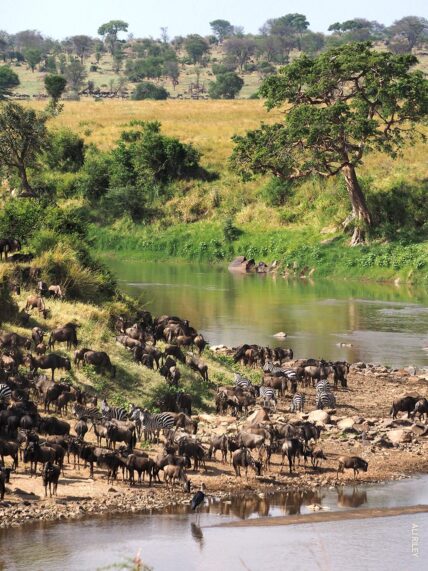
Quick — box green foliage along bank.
[92,221,428,284]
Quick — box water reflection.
[104,258,428,367]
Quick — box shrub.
[131,81,169,100]
[261,178,295,206]
[77,147,111,201]
[0,198,44,243]
[223,218,241,242]
[45,128,85,172]
[208,72,244,99]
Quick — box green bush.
[76,147,111,201]
[208,72,244,99]
[131,81,169,100]
[261,177,295,206]
[0,198,44,242]
[223,218,241,242]
[45,128,85,172]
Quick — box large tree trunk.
[18,164,34,196]
[342,164,372,246]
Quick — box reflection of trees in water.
[111,259,428,363]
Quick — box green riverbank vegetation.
[0,42,427,285]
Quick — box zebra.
[130,408,175,442]
[0,384,12,405]
[101,399,128,421]
[316,390,336,410]
[290,393,305,413]
[263,362,298,381]
[259,386,276,410]
[316,379,332,393]
[234,373,255,394]
[72,403,102,422]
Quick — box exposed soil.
[1,363,428,529]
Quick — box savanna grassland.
[28,98,428,283]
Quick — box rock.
[411,424,428,437]
[337,417,356,431]
[307,410,331,424]
[273,331,287,338]
[388,429,412,445]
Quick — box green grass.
[92,220,428,283]
[4,286,249,411]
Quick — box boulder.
[308,410,331,424]
[387,429,412,445]
[228,256,255,273]
[337,417,356,431]
[245,408,270,426]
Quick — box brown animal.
[25,295,48,318]
[163,464,187,488]
[83,351,116,378]
[336,456,368,479]
[48,324,78,351]
[48,285,64,299]
[25,353,71,381]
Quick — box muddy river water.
[1,476,427,570]
[105,258,428,368]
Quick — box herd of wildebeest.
[1,241,428,504]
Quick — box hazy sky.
[1,0,427,39]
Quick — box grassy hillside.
[14,99,428,283]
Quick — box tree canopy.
[98,20,128,54]
[0,65,19,98]
[0,102,49,194]
[209,72,244,99]
[230,42,428,245]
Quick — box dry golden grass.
[28,100,274,168]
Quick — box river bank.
[92,221,428,284]
[1,362,428,530]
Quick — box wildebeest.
[0,465,12,499]
[279,438,307,474]
[333,361,350,388]
[48,285,64,299]
[24,441,56,474]
[163,464,188,488]
[25,295,48,319]
[48,323,78,351]
[0,440,19,469]
[232,447,262,477]
[208,434,228,463]
[38,416,71,436]
[42,461,61,497]
[390,396,419,419]
[26,354,71,381]
[412,398,428,421]
[0,331,31,350]
[186,355,209,382]
[83,351,116,378]
[74,347,91,367]
[32,327,45,347]
[0,238,21,261]
[336,456,368,479]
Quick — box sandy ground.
[1,364,428,528]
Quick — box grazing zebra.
[234,373,255,393]
[73,403,102,422]
[316,390,336,410]
[263,362,298,381]
[290,392,305,413]
[0,384,12,404]
[316,379,332,393]
[259,386,276,409]
[101,399,128,421]
[130,408,175,442]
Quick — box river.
[1,477,427,570]
[104,258,428,368]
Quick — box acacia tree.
[0,102,49,195]
[44,74,67,111]
[230,43,428,245]
[98,20,128,54]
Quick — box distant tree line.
[0,15,427,100]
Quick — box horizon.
[1,0,427,40]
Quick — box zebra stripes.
[130,408,175,442]
[316,380,336,410]
[0,384,12,404]
[73,403,102,422]
[290,393,305,412]
[234,373,254,392]
[259,386,276,409]
[101,399,128,421]
[263,362,298,381]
